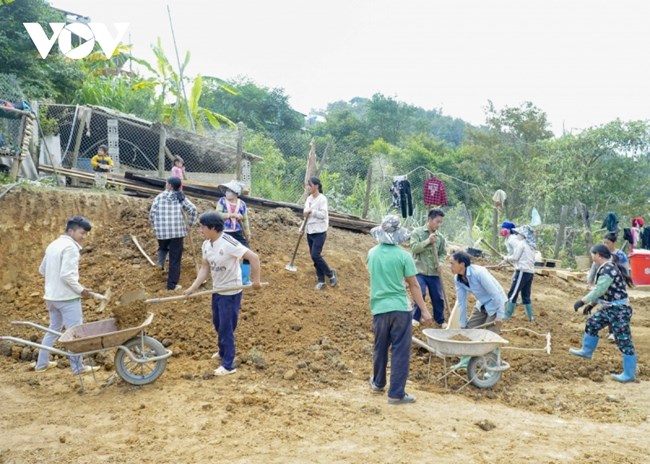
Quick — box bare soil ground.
[0,187,648,463]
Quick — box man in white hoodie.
[34,216,100,375]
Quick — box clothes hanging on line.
[399,179,413,218]
[623,228,633,247]
[641,227,650,249]
[390,181,401,210]
[389,179,413,218]
[423,176,447,206]
[601,211,619,234]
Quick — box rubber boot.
[451,356,470,371]
[524,304,534,322]
[569,333,599,359]
[504,301,515,320]
[612,354,637,383]
[241,263,251,286]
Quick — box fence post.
[492,207,499,251]
[363,162,373,219]
[70,115,85,186]
[577,202,593,252]
[236,122,244,181]
[157,124,166,178]
[553,205,568,259]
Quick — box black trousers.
[399,180,413,218]
[157,237,184,290]
[307,232,333,283]
[507,270,533,304]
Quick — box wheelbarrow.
[0,313,171,386]
[412,328,511,389]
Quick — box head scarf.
[513,225,536,249]
[370,214,411,245]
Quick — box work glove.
[583,303,596,316]
[573,299,585,312]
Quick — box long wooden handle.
[131,234,157,267]
[288,218,308,265]
[145,282,269,304]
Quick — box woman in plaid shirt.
[149,176,197,290]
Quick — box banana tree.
[132,38,236,132]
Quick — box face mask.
[225,191,236,200]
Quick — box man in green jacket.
[410,208,447,326]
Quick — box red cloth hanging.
[423,177,447,206]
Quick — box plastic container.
[628,249,650,285]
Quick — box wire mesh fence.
[42,104,246,188]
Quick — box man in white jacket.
[34,216,100,375]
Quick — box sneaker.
[441,322,448,329]
[211,352,222,360]
[33,361,57,372]
[74,365,100,376]
[411,319,421,328]
[329,270,338,287]
[314,282,326,290]
[369,376,384,393]
[214,366,237,376]
[387,393,416,405]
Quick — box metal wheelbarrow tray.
[415,329,511,389]
[1,313,171,386]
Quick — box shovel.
[285,217,307,272]
[446,301,461,329]
[119,283,268,305]
[88,288,111,312]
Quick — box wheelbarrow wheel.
[114,336,168,386]
[467,352,502,389]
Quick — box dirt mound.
[1,187,650,463]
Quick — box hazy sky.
[47,0,650,134]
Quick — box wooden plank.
[124,171,379,233]
[555,270,572,281]
[534,268,549,276]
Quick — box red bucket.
[629,250,650,285]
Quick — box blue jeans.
[307,232,333,283]
[211,292,243,370]
[372,311,412,399]
[412,274,445,325]
[36,300,84,373]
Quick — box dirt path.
[0,187,648,463]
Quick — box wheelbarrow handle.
[145,282,269,304]
[10,320,63,336]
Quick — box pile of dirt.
[0,186,649,428]
[112,300,150,330]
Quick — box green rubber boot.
[524,304,534,321]
[504,301,516,320]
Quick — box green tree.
[531,119,650,219]
[201,77,303,133]
[0,0,84,100]
[72,45,157,118]
[134,38,236,132]
[458,101,554,217]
